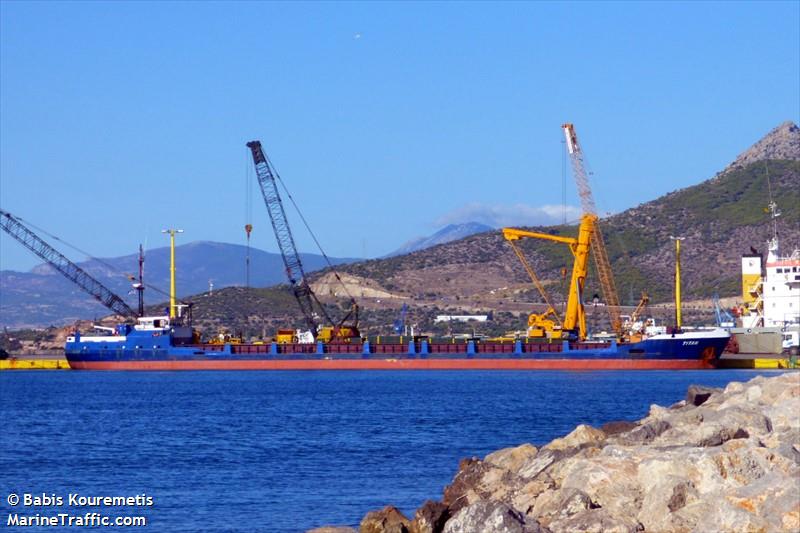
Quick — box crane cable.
[266,154,357,303]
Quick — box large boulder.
[442,500,543,533]
[543,424,606,452]
[686,384,722,406]
[409,500,449,533]
[360,506,412,533]
[485,443,538,472]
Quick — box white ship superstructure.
[740,200,800,350]
[762,239,800,329]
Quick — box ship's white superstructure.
[740,201,800,350]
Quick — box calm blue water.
[0,370,780,532]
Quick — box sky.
[1,1,798,271]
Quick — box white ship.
[738,201,800,352]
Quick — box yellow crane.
[562,123,623,336]
[503,215,595,340]
[503,123,624,341]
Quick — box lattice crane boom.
[0,209,136,318]
[246,141,333,338]
[562,123,623,335]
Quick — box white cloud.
[434,202,583,228]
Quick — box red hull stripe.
[68,359,714,371]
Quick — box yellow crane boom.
[562,123,623,335]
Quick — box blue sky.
[1,1,798,271]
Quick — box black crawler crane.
[246,141,359,341]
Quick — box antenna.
[765,162,780,239]
[764,161,781,261]
[136,244,145,316]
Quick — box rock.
[515,449,561,479]
[686,384,721,406]
[485,444,538,472]
[360,506,412,533]
[614,419,671,445]
[544,424,606,452]
[548,507,643,533]
[651,405,772,448]
[410,501,449,533]
[509,478,554,516]
[691,499,772,533]
[307,528,358,533]
[442,459,507,513]
[443,500,542,533]
[599,420,638,436]
[723,380,745,395]
[553,488,599,519]
[553,454,640,519]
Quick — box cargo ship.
[63,132,731,370]
[65,316,730,370]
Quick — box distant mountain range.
[0,241,357,328]
[387,222,494,256]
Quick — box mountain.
[0,241,357,328]
[324,121,800,309]
[387,222,494,256]
[720,121,800,174]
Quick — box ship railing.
[326,343,363,354]
[571,342,613,351]
[276,343,318,354]
[524,342,563,353]
[471,343,515,354]
[428,343,468,354]
[229,344,270,354]
[374,343,410,354]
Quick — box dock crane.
[562,123,623,335]
[502,124,623,340]
[0,209,137,319]
[246,141,359,341]
[503,218,594,340]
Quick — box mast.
[136,244,145,317]
[161,228,183,319]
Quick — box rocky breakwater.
[310,373,800,533]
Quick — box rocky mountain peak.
[721,121,800,174]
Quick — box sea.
[0,369,782,532]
